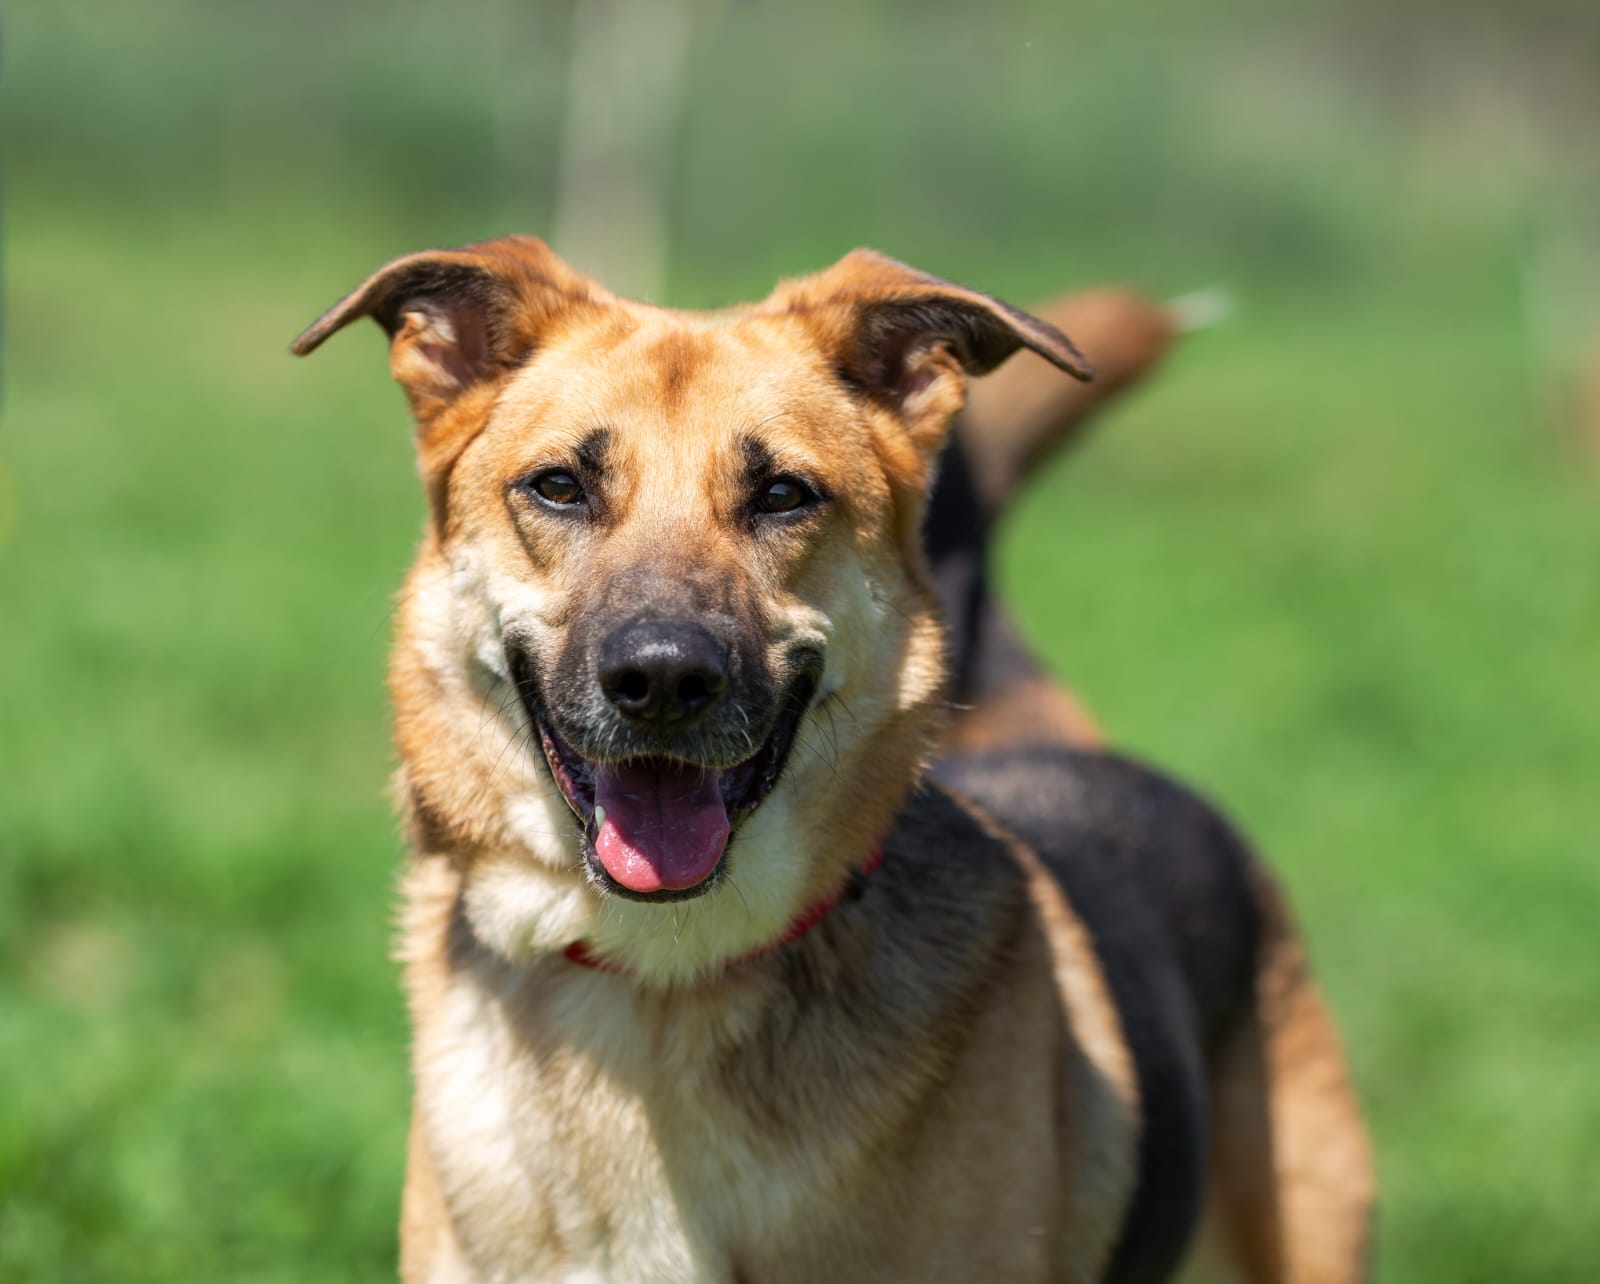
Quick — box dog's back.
[924,312,1374,1283]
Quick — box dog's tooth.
[593,804,607,830]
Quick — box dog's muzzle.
[508,636,822,902]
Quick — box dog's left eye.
[756,477,815,515]
[526,470,585,507]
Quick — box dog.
[292,238,1374,1284]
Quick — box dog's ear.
[290,235,602,427]
[768,248,1095,454]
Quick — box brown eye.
[757,477,813,515]
[532,470,584,507]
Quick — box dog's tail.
[927,286,1210,748]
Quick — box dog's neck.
[560,841,886,975]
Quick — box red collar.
[563,842,885,974]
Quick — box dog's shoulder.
[872,751,1264,1047]
[930,746,1263,1042]
[929,746,1265,1284]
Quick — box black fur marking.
[739,436,778,491]
[930,748,1263,1284]
[923,422,1077,713]
[922,430,993,705]
[572,427,613,481]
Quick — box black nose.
[598,619,729,726]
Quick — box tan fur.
[1201,880,1375,1284]
[946,674,1106,752]
[293,237,1371,1282]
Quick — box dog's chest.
[418,961,832,1284]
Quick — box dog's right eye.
[755,476,818,516]
[524,470,585,508]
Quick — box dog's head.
[294,237,1089,980]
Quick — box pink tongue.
[592,760,730,894]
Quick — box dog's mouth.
[514,660,819,903]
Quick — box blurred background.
[3,1,1598,1280]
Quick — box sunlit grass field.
[4,4,1598,1281]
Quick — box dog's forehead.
[492,307,861,466]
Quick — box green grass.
[3,3,1598,1281]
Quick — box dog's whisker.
[485,717,535,791]
[723,873,752,919]
[477,680,520,753]
[792,730,840,779]
[819,705,843,770]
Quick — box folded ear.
[766,248,1095,454]
[290,235,603,426]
